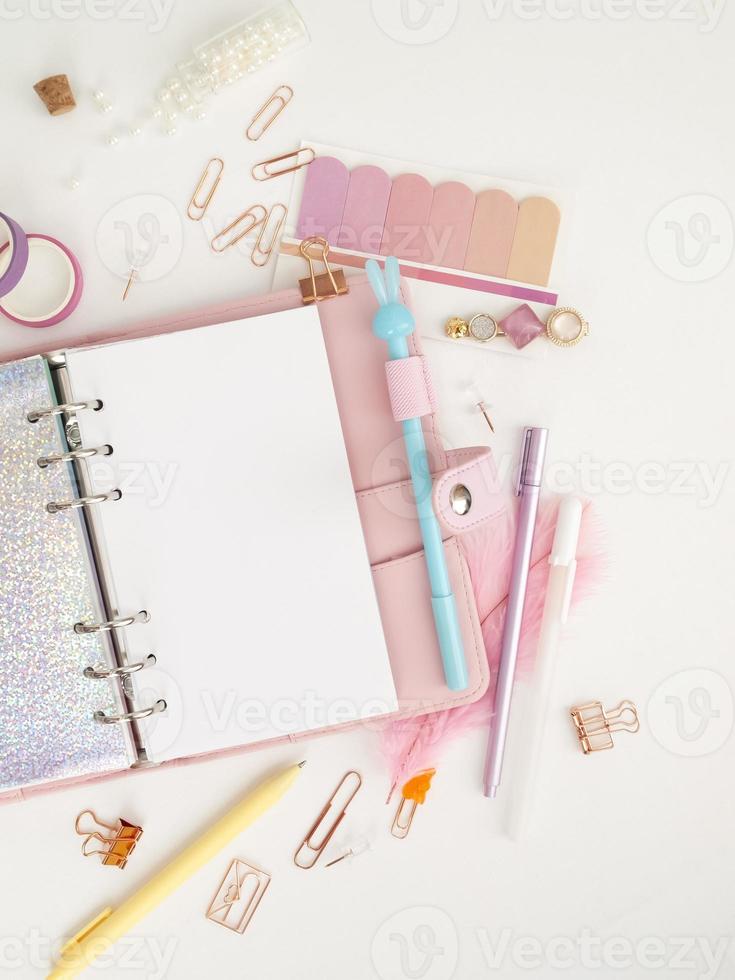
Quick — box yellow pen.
[48,761,306,979]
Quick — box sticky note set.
[282,143,566,306]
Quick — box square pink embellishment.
[499,304,546,349]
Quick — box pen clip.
[60,907,113,957]
[560,559,577,624]
[515,428,532,496]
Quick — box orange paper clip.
[294,770,362,869]
[391,769,436,839]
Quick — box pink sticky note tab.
[380,173,434,261]
[506,196,561,286]
[337,165,392,254]
[296,156,350,245]
[420,181,476,268]
[464,189,518,278]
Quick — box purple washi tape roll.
[0,234,83,328]
[0,212,29,299]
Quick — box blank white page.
[67,307,396,763]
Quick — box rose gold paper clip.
[246,84,293,141]
[206,859,271,934]
[571,700,640,754]
[188,157,224,221]
[210,205,267,253]
[252,146,315,181]
[75,810,143,869]
[294,770,362,869]
[251,203,287,267]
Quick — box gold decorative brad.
[445,316,469,340]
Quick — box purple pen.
[483,426,548,799]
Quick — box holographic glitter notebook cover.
[0,357,130,795]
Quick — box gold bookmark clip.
[298,236,348,304]
[571,700,640,754]
[206,859,271,934]
[252,146,315,181]
[391,769,436,840]
[210,205,267,253]
[246,84,294,141]
[251,204,288,267]
[75,810,143,869]
[188,157,224,221]
[294,770,362,869]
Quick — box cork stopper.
[33,74,76,116]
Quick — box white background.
[1,2,734,979]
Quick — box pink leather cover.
[0,276,506,802]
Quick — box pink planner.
[0,275,504,803]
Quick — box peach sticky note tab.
[337,165,392,254]
[506,196,561,286]
[380,173,434,261]
[296,156,350,245]
[420,181,475,269]
[464,189,518,278]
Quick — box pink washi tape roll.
[0,212,30,299]
[0,233,83,328]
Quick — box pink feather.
[381,498,608,794]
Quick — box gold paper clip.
[206,858,271,934]
[571,700,640,754]
[251,203,288,267]
[75,810,143,869]
[246,84,294,141]
[294,770,362,869]
[211,205,267,253]
[391,769,436,839]
[252,146,315,181]
[188,157,224,221]
[298,236,348,304]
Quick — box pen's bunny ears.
[366,256,415,341]
[366,256,401,307]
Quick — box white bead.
[69,176,81,190]
[128,122,142,136]
[105,133,119,146]
[92,89,105,102]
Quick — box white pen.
[506,495,583,838]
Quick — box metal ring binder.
[94,699,167,724]
[46,489,121,514]
[75,610,150,635]
[37,445,112,468]
[84,654,157,679]
[27,399,102,423]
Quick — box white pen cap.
[550,496,583,566]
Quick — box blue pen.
[366,257,468,692]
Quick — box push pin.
[75,810,143,869]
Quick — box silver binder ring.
[94,699,167,724]
[84,654,157,679]
[46,489,121,514]
[37,445,112,468]
[75,610,150,635]
[27,399,102,423]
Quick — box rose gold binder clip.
[298,236,348,304]
[391,769,436,839]
[294,770,362,869]
[251,203,288,267]
[210,205,267,253]
[75,810,143,869]
[206,859,271,934]
[246,84,293,141]
[571,700,640,754]
[187,157,224,221]
[251,146,315,181]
